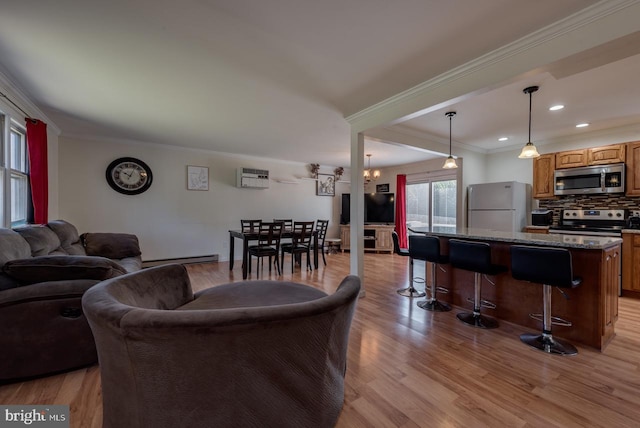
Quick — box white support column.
[350,131,365,295]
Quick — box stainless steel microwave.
[554,163,625,195]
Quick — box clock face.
[106,157,153,195]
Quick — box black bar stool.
[395,232,426,297]
[413,235,451,312]
[448,239,507,329]
[510,245,582,355]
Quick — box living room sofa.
[0,219,142,382]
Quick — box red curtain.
[25,119,48,224]
[395,174,408,248]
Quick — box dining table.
[229,229,319,279]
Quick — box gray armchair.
[82,264,360,428]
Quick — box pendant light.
[518,86,541,159]
[442,111,458,169]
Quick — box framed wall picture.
[376,183,390,193]
[187,165,209,191]
[316,173,335,196]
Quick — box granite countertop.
[622,229,640,234]
[409,226,622,250]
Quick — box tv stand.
[340,224,394,253]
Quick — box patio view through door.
[405,173,457,237]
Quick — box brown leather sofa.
[0,220,142,382]
[82,264,360,428]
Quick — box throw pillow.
[82,233,141,259]
[3,255,127,284]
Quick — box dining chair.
[248,222,283,276]
[274,219,294,246]
[315,219,329,266]
[241,219,262,233]
[273,219,293,230]
[280,221,314,273]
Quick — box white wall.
[58,137,345,262]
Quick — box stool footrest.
[466,297,496,310]
[529,313,572,327]
[435,286,449,294]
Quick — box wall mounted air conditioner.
[236,167,270,189]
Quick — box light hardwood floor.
[2,252,640,427]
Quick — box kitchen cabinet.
[340,224,394,253]
[601,245,619,342]
[622,232,640,297]
[587,143,625,165]
[556,149,587,168]
[532,154,555,199]
[625,141,640,196]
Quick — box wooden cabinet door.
[625,141,640,196]
[622,234,640,292]
[340,226,350,251]
[375,228,393,252]
[588,144,625,165]
[533,154,555,199]
[601,245,620,340]
[555,149,587,169]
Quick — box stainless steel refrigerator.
[467,181,530,233]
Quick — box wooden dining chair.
[315,220,329,266]
[248,222,283,276]
[280,221,314,273]
[273,219,293,230]
[241,219,262,233]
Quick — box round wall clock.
[105,157,153,195]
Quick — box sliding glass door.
[406,175,457,232]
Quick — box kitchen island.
[409,227,622,351]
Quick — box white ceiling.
[2,0,639,169]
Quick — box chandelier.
[364,154,380,184]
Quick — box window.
[7,125,30,227]
[406,172,457,232]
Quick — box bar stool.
[448,239,507,329]
[396,233,426,297]
[414,235,451,312]
[510,245,582,355]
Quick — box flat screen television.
[340,193,395,224]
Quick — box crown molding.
[346,0,640,132]
[0,67,61,135]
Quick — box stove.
[549,209,626,237]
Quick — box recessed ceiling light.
[498,137,508,141]
[549,105,564,111]
[576,123,589,128]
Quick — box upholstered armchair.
[82,264,360,428]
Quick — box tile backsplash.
[537,194,640,226]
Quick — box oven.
[549,209,624,295]
[548,209,625,237]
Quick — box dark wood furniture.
[229,228,319,279]
[248,222,283,276]
[281,221,314,273]
[315,219,329,266]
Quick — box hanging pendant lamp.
[443,111,458,169]
[518,86,541,159]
